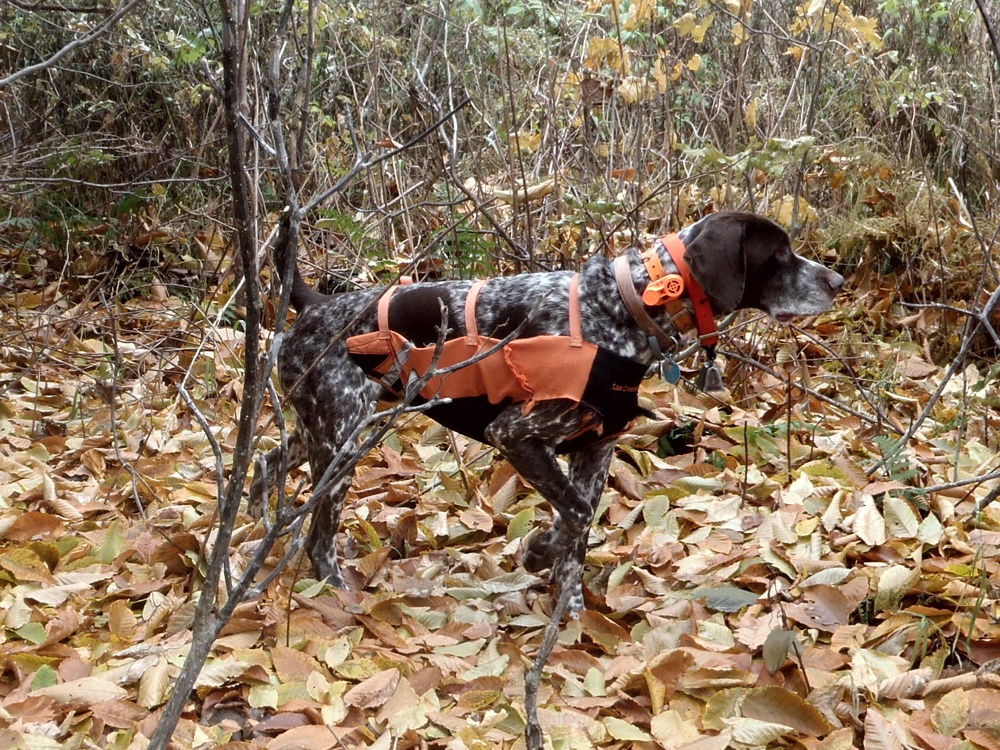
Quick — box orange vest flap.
[347,330,409,377]
[503,336,596,405]
[404,337,530,404]
[347,330,391,355]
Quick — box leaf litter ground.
[1,282,999,749]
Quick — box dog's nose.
[827,270,845,294]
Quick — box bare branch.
[0,0,144,88]
[867,284,1000,477]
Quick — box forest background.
[2,0,1000,748]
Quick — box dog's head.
[678,212,844,320]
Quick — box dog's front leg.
[483,403,609,611]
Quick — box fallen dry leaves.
[1,278,999,750]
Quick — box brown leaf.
[90,698,149,729]
[272,645,322,685]
[107,599,137,639]
[863,707,905,750]
[741,686,833,737]
[785,585,853,631]
[343,668,400,709]
[3,511,63,541]
[137,657,172,709]
[645,650,694,713]
[43,607,80,645]
[80,448,107,479]
[0,547,56,583]
[266,724,339,750]
[33,675,128,706]
[878,668,933,699]
[376,676,421,724]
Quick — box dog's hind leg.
[297,375,382,587]
[248,430,309,518]
[300,440,354,587]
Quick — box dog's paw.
[314,558,347,589]
[523,529,559,572]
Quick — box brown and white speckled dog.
[255,211,843,613]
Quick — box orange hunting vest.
[346,275,648,452]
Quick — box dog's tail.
[274,211,330,312]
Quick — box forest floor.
[1,271,999,749]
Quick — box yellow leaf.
[653,52,668,93]
[676,12,716,43]
[930,689,969,736]
[732,21,746,45]
[874,565,918,612]
[851,15,883,49]
[618,77,655,103]
[785,44,806,62]
[584,37,630,75]
[651,711,702,748]
[687,53,703,71]
[624,0,656,31]
[674,12,697,37]
[745,96,759,128]
[693,13,715,42]
[771,194,817,227]
[604,716,652,741]
[0,547,56,584]
[510,130,541,154]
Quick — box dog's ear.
[683,213,747,313]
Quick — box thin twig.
[867,285,1000,476]
[0,0,144,88]
[719,347,894,432]
[524,559,584,750]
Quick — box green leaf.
[583,667,606,697]
[15,622,48,645]
[762,629,799,675]
[31,664,59,690]
[698,586,759,613]
[506,507,535,540]
[248,684,279,709]
[603,716,651,741]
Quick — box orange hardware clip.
[642,273,684,306]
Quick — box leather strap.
[660,235,719,348]
[614,256,677,354]
[464,279,487,344]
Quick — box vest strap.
[569,274,583,347]
[465,280,487,345]
[377,285,398,341]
